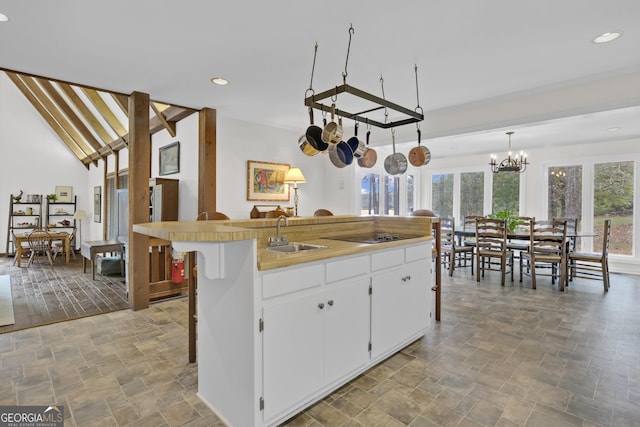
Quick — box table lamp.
[284,167,306,217]
[73,209,88,250]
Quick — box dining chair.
[52,229,75,262]
[507,216,535,258]
[475,217,514,286]
[12,231,30,265]
[313,209,334,217]
[26,229,54,267]
[196,211,230,221]
[441,217,474,276]
[463,215,484,248]
[567,219,611,292]
[520,219,567,290]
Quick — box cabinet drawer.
[405,243,431,263]
[371,248,404,271]
[325,255,369,283]
[262,264,324,299]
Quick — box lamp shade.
[73,209,88,220]
[284,167,306,184]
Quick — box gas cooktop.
[330,232,418,245]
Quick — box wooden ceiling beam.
[150,102,177,137]
[81,88,128,139]
[37,78,105,156]
[6,72,90,169]
[20,75,99,162]
[112,93,129,115]
[58,82,115,154]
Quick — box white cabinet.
[371,255,431,360]
[262,289,325,421]
[261,261,370,423]
[323,277,370,385]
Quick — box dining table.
[13,231,71,267]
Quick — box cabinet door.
[324,277,370,385]
[262,291,324,421]
[371,260,430,359]
[402,259,431,338]
[370,267,405,359]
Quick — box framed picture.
[55,186,73,203]
[247,160,290,201]
[159,141,180,175]
[94,186,102,223]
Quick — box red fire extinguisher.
[172,253,185,284]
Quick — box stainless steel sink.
[266,243,327,253]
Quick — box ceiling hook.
[342,24,355,84]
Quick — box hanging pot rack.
[303,24,424,129]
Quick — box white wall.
[0,73,91,252]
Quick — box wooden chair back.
[313,209,334,217]
[196,211,230,221]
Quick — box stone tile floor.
[1,270,639,426]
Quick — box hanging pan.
[347,122,366,158]
[321,103,343,145]
[357,122,377,168]
[384,129,407,175]
[408,125,431,167]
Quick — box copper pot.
[357,127,377,168]
[408,128,431,167]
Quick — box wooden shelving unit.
[6,193,43,256]
[45,195,77,233]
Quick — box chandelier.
[490,131,528,173]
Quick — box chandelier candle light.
[284,167,306,217]
[490,131,528,173]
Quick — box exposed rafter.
[2,68,197,167]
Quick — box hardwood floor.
[0,254,128,334]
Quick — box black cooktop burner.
[332,232,414,244]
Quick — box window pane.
[432,174,453,217]
[407,175,415,214]
[460,172,484,219]
[361,174,379,215]
[594,161,634,255]
[383,176,400,215]
[548,166,582,221]
[491,172,519,213]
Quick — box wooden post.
[128,91,151,310]
[198,108,217,214]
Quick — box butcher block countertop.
[133,215,435,270]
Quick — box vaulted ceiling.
[1,1,639,159]
[3,69,196,167]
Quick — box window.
[491,172,519,213]
[548,166,582,221]
[361,173,379,215]
[594,161,634,255]
[383,176,400,215]
[432,173,453,217]
[407,174,415,214]
[460,172,484,219]
[106,172,128,240]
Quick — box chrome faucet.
[268,215,289,246]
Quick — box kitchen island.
[134,215,435,427]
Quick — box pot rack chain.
[303,24,424,129]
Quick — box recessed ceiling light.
[592,31,622,44]
[210,77,229,86]
[607,127,621,132]
[0,12,9,22]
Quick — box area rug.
[0,275,15,326]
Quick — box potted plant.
[46,194,57,202]
[488,209,522,232]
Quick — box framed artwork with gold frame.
[247,160,290,201]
